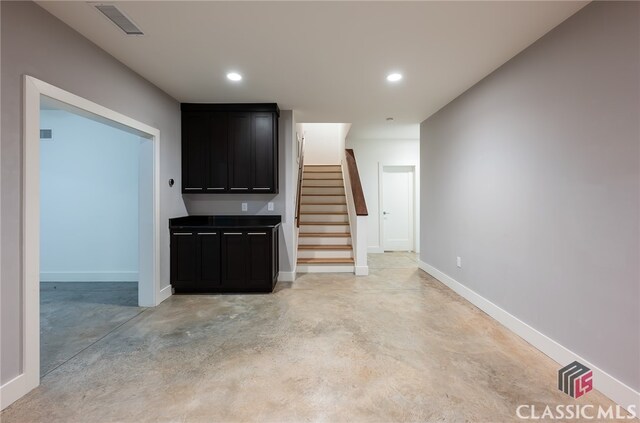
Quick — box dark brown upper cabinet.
[181,103,279,194]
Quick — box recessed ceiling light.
[227,72,242,82]
[386,73,402,82]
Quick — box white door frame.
[378,163,417,252]
[10,75,163,408]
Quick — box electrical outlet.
[456,256,462,268]
[267,202,274,211]
[241,202,248,212]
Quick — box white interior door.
[382,166,414,251]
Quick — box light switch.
[267,202,274,211]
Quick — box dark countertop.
[169,215,281,230]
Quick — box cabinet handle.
[248,232,266,235]
[230,188,248,190]
[184,188,202,190]
[197,232,217,235]
[224,233,242,235]
[173,232,192,235]
[253,187,271,190]
[206,187,225,190]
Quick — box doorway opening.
[39,98,149,376]
[18,76,163,403]
[379,165,417,252]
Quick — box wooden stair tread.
[301,178,343,180]
[302,185,344,188]
[300,212,347,215]
[298,232,351,237]
[297,258,354,264]
[298,245,352,250]
[304,167,341,170]
[300,202,347,205]
[301,194,345,197]
[300,222,349,225]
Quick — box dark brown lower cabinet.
[170,231,221,293]
[170,223,279,294]
[221,231,272,292]
[199,232,222,288]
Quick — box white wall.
[420,0,639,398]
[300,123,349,165]
[345,138,420,253]
[39,109,140,282]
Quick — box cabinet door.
[206,112,228,192]
[251,113,275,192]
[182,112,208,192]
[221,232,247,290]
[247,231,272,291]
[198,232,221,291]
[170,232,199,292]
[228,112,252,192]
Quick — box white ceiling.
[37,1,587,140]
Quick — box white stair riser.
[303,172,342,180]
[297,249,353,259]
[301,195,345,203]
[304,165,341,172]
[300,204,347,213]
[298,237,352,246]
[296,265,354,273]
[301,187,345,195]
[299,225,350,233]
[303,179,344,187]
[299,214,348,223]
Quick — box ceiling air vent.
[94,4,144,35]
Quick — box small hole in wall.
[168,179,174,187]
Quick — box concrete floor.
[3,254,624,422]
[40,282,142,376]
[368,251,418,269]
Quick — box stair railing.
[344,149,368,217]
[295,136,305,228]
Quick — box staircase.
[297,165,355,273]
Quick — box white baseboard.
[355,266,369,276]
[1,373,35,410]
[157,284,172,304]
[368,246,384,254]
[278,271,297,282]
[40,271,138,282]
[417,260,640,413]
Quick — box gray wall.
[1,1,186,384]
[420,1,639,391]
